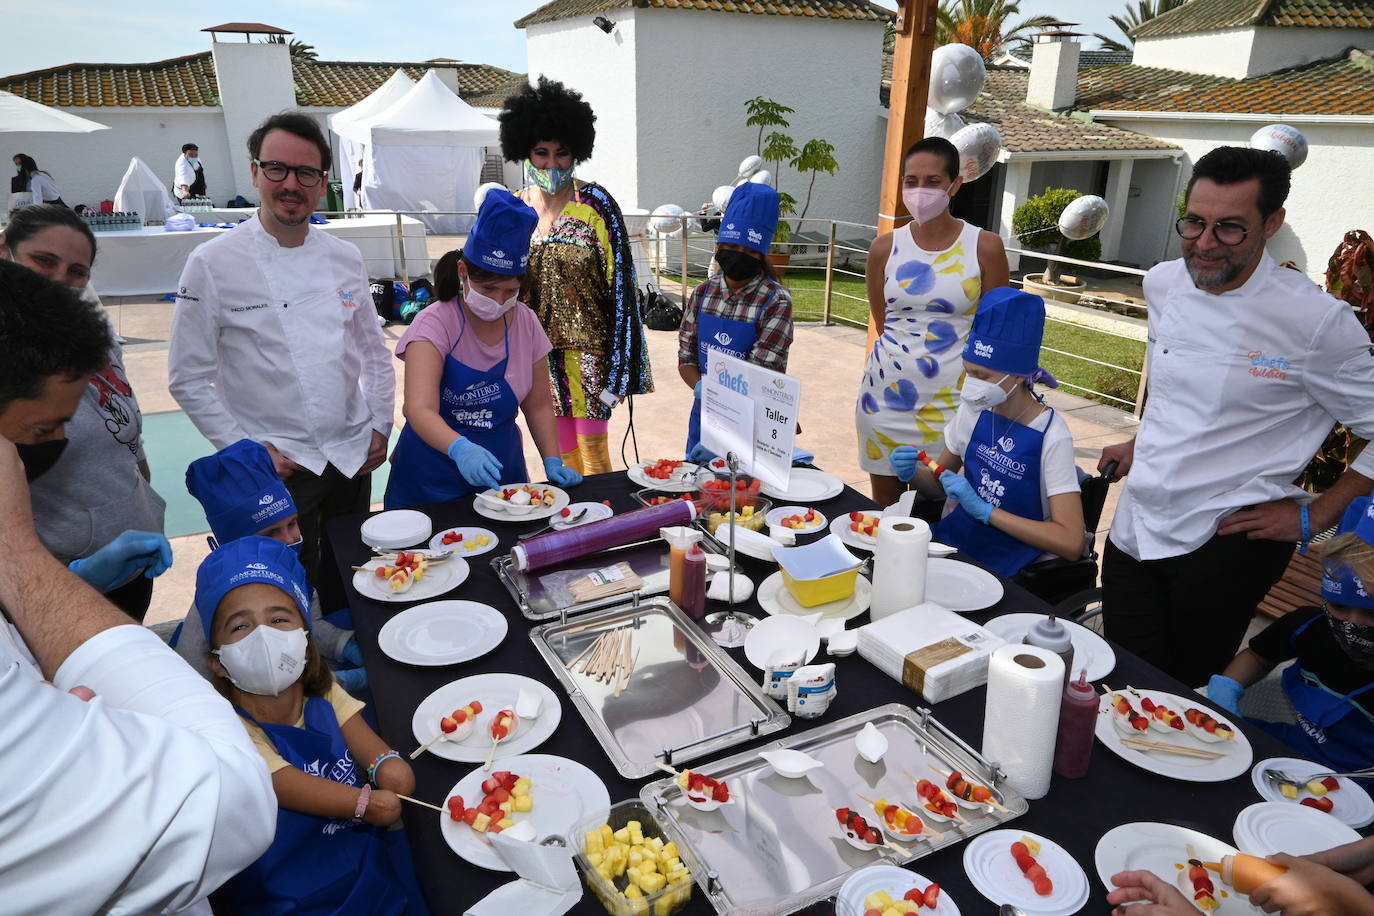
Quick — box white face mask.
[464,287,517,321]
[960,374,1012,412]
[902,187,951,224]
[214,626,307,696]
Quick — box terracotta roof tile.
[291,60,520,107]
[514,0,892,28]
[1132,0,1374,39]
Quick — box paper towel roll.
[870,516,931,620]
[981,643,1065,799]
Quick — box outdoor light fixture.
[593,15,615,34]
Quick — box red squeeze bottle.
[680,544,708,623]
[1053,668,1097,779]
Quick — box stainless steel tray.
[528,597,790,778]
[638,703,1029,916]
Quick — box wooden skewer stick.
[617,648,641,697]
[656,761,683,777]
[409,730,449,760]
[564,639,597,671]
[1120,736,1226,759]
[482,734,503,772]
[397,794,446,813]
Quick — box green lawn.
[661,267,1145,411]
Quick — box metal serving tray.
[638,704,1029,916]
[528,597,790,778]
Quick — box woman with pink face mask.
[384,189,581,508]
[855,137,1009,511]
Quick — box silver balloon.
[749,169,773,185]
[473,181,505,210]
[1250,123,1308,169]
[924,107,966,140]
[711,185,735,212]
[950,122,1002,183]
[927,44,986,115]
[649,203,687,236]
[1058,194,1110,241]
[737,155,763,179]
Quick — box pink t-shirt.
[396,299,553,403]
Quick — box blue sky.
[1,1,1126,77]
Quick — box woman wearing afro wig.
[498,77,653,475]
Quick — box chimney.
[1026,22,1083,110]
[204,23,297,198]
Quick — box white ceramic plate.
[428,526,500,557]
[551,501,614,529]
[982,613,1116,681]
[626,460,703,492]
[1094,822,1261,915]
[472,485,570,522]
[352,556,470,603]
[438,753,610,871]
[925,558,1004,612]
[1095,689,1253,782]
[360,509,432,549]
[829,513,880,551]
[963,829,1090,916]
[1233,801,1361,856]
[761,467,844,503]
[1249,756,1374,828]
[743,613,821,669]
[756,571,872,621]
[837,865,959,916]
[411,673,561,763]
[377,600,508,666]
[765,505,828,532]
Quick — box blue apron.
[685,310,759,458]
[934,408,1050,578]
[1254,615,1374,774]
[224,696,424,915]
[385,308,526,509]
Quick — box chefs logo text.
[1248,350,1290,380]
[711,360,749,396]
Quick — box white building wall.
[1114,157,1184,269]
[1133,27,1373,79]
[211,40,297,199]
[1098,115,1374,279]
[5,109,232,210]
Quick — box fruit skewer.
[482,708,519,772]
[916,450,947,475]
[856,793,946,841]
[929,764,1011,813]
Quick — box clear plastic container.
[573,799,698,916]
[701,497,772,535]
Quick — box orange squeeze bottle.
[1206,854,1288,894]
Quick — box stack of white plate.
[360,509,432,550]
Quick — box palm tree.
[288,39,318,60]
[936,0,1059,59]
[1094,0,1189,52]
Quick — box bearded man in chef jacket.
[0,259,276,914]
[169,112,395,585]
[1099,146,1374,688]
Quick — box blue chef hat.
[718,182,780,256]
[963,286,1057,385]
[195,536,313,638]
[186,439,297,546]
[1321,497,1374,610]
[466,188,538,275]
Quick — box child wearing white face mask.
[196,536,430,914]
[891,287,1085,577]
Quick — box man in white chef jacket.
[174,142,206,201]
[1099,146,1374,688]
[169,112,394,583]
[0,260,276,914]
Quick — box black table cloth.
[329,470,1307,916]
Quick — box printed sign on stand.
[701,351,801,490]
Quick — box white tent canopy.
[114,156,176,225]
[336,71,500,233]
[328,69,414,211]
[0,90,109,133]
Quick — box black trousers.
[285,464,370,613]
[1102,531,1295,688]
[105,573,154,622]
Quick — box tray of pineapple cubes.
[575,799,702,916]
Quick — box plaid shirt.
[677,274,793,374]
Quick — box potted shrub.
[743,97,840,273]
[1012,188,1101,303]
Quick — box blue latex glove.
[68,530,174,593]
[335,666,369,694]
[447,437,502,491]
[939,470,994,524]
[340,637,365,669]
[890,446,919,482]
[542,455,582,487]
[686,442,718,465]
[1207,674,1245,715]
[693,380,702,399]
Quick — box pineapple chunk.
[865,893,884,911]
[512,777,532,797]
[498,800,513,813]
[1020,835,1043,857]
[497,818,514,830]
[639,872,667,894]
[882,908,903,916]
[875,891,894,908]
[471,812,491,833]
[512,795,533,813]
[1280,782,1299,799]
[585,831,604,855]
[613,827,631,844]
[661,841,678,860]
[629,849,645,867]
[1307,780,1329,796]
[625,884,643,899]
[600,824,614,841]
[587,852,603,867]
[645,836,664,853]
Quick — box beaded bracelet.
[1300,504,1311,555]
[354,784,372,822]
[368,750,401,786]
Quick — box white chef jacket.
[0,622,275,915]
[173,154,201,199]
[1111,252,1374,561]
[28,171,60,203]
[168,214,395,476]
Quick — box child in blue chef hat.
[1208,496,1374,774]
[890,287,1086,578]
[679,181,795,462]
[169,439,364,689]
[196,536,429,915]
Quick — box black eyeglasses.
[1175,216,1249,246]
[253,159,326,187]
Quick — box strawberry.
[490,787,510,803]
[1302,796,1335,813]
[922,884,941,909]
[469,700,483,715]
[1323,776,1342,792]
[1139,697,1156,713]
[461,808,479,826]
[971,785,992,803]
[850,511,863,522]
[440,716,458,734]
[1010,841,1029,859]
[560,507,571,517]
[711,781,730,803]
[1032,876,1053,896]
[835,807,850,824]
[446,795,464,813]
[480,778,499,795]
[903,889,923,903]
[863,828,882,846]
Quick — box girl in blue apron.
[1209,497,1374,774]
[195,537,429,915]
[677,182,794,461]
[890,287,1085,578]
[385,190,581,509]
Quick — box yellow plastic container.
[780,565,859,607]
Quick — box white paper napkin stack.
[857,602,1006,702]
[464,834,583,916]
